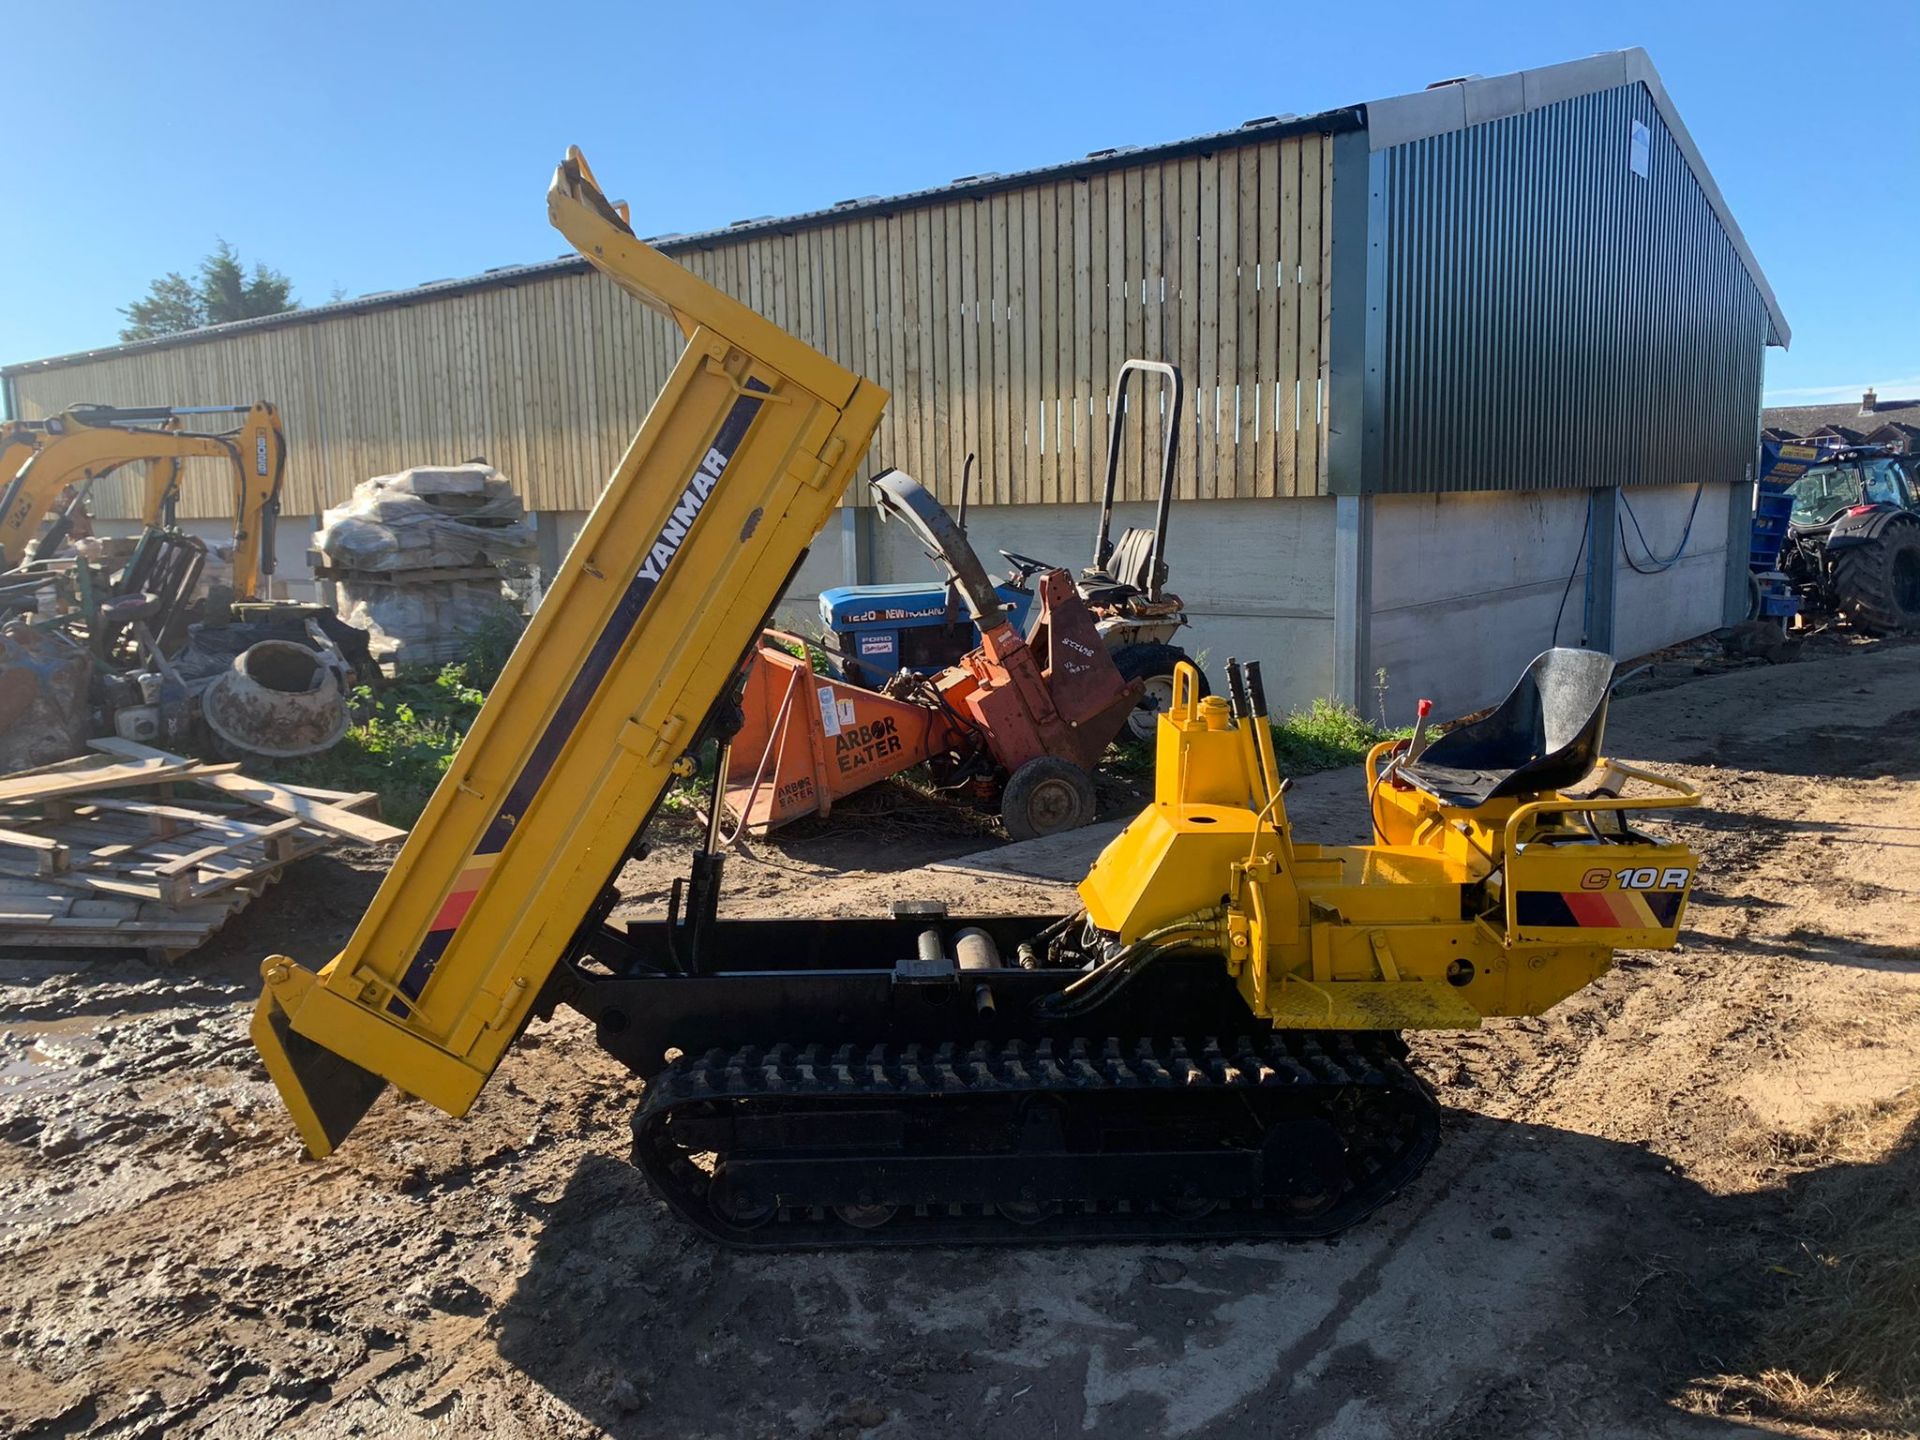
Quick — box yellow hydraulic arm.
[0,402,287,597]
[0,419,48,492]
[252,148,888,1157]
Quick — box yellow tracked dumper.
[254,149,1701,1247]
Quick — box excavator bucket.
[253,149,887,1155]
[724,633,945,832]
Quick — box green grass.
[264,664,487,828]
[1107,697,1412,783]
[261,613,520,829]
[1269,697,1413,774]
[768,632,833,674]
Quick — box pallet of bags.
[314,463,533,668]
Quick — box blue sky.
[6,1,1914,406]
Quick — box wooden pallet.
[0,751,403,961]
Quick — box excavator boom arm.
[253,148,887,1157]
[212,403,286,598]
[0,405,284,594]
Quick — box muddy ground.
[2,641,1917,1439]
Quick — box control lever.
[1406,699,1435,763]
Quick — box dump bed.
[254,149,887,1156]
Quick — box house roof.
[1764,396,1920,446]
[5,47,1786,378]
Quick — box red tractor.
[1765,443,1920,633]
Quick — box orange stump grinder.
[726,471,1142,838]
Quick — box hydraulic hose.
[1034,910,1225,1021]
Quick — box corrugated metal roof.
[4,46,1787,375]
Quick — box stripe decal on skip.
[1516,890,1684,929]
[393,380,770,1005]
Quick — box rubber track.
[631,1033,1440,1249]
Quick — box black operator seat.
[1079,527,1163,605]
[1398,648,1615,809]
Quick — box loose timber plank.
[86,740,406,843]
[0,757,236,806]
[0,826,68,872]
[190,830,337,901]
[151,819,305,878]
[60,798,270,834]
[0,863,172,904]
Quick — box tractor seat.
[97,591,162,624]
[1398,648,1615,809]
[1079,527,1164,606]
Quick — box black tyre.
[1109,642,1207,742]
[1832,518,1920,634]
[1000,755,1098,840]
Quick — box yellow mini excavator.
[252,149,1701,1247]
[0,401,288,599]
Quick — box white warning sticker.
[817,685,841,736]
[837,698,856,728]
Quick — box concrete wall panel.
[1368,483,1734,721]
[1611,482,1731,659]
[1368,487,1592,718]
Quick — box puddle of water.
[0,1014,119,1089]
[1,1014,124,1042]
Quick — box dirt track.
[3,642,1918,1439]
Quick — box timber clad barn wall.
[7,129,1339,522]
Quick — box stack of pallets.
[0,739,405,960]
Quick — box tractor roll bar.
[1091,359,1183,602]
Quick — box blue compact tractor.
[818,360,1204,738]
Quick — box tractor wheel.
[1832,518,1920,634]
[1000,756,1097,840]
[1109,642,1207,741]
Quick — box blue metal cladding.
[1370,84,1768,494]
